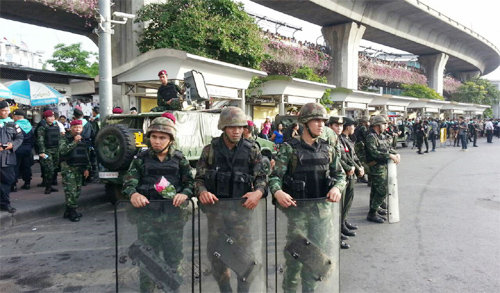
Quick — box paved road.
[1,137,498,292]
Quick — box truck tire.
[95,124,137,170]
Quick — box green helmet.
[358,115,370,123]
[146,117,176,139]
[298,103,328,124]
[370,115,387,126]
[217,106,247,130]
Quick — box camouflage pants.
[61,162,84,208]
[341,176,356,222]
[369,165,388,212]
[282,202,334,293]
[151,98,182,112]
[135,206,187,293]
[39,148,59,186]
[203,205,253,293]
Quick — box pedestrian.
[485,119,494,143]
[122,117,194,291]
[59,120,91,222]
[422,120,430,153]
[36,110,60,194]
[129,107,138,115]
[58,115,70,129]
[260,116,272,139]
[269,103,346,292]
[469,119,479,147]
[152,69,183,112]
[365,115,400,223]
[414,119,425,154]
[0,100,23,213]
[195,106,267,292]
[429,118,439,151]
[270,122,284,144]
[458,116,468,150]
[90,106,100,134]
[13,109,34,191]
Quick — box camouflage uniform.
[354,121,370,179]
[123,117,194,292]
[339,132,362,223]
[365,117,398,215]
[36,121,60,189]
[151,83,183,112]
[59,131,90,211]
[269,103,346,292]
[195,107,267,293]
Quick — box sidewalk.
[0,172,108,229]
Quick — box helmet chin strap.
[305,123,319,139]
[223,132,240,144]
[152,143,170,154]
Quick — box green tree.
[135,0,266,69]
[46,43,99,77]
[401,83,444,100]
[452,78,500,106]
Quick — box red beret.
[161,112,176,124]
[70,119,82,126]
[247,120,255,127]
[112,107,123,114]
[158,69,168,77]
[43,110,54,118]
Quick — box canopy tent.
[0,83,12,99]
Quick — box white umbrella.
[0,83,12,99]
[6,80,62,106]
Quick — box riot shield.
[274,198,340,293]
[387,160,400,223]
[115,200,196,293]
[197,198,267,293]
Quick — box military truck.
[96,110,222,203]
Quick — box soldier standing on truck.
[269,103,346,292]
[122,117,194,292]
[59,120,91,222]
[365,115,400,223]
[151,69,184,112]
[195,106,267,292]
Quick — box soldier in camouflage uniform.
[122,117,194,292]
[36,110,60,194]
[59,120,90,222]
[195,107,267,293]
[365,115,401,223]
[269,103,346,292]
[354,116,370,184]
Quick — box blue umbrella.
[0,83,12,99]
[6,80,62,106]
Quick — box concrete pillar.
[418,53,449,96]
[240,89,246,113]
[279,95,285,115]
[322,22,366,89]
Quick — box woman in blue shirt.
[271,123,284,144]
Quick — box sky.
[1,0,499,80]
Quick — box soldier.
[195,106,267,292]
[73,108,96,182]
[365,115,400,223]
[269,103,346,292]
[0,100,23,213]
[354,116,370,184]
[458,116,468,150]
[152,69,183,112]
[13,109,35,191]
[122,117,194,292]
[59,120,90,222]
[36,110,60,194]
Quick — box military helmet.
[358,115,369,123]
[217,106,247,130]
[370,115,387,126]
[328,116,344,126]
[298,103,328,124]
[146,117,176,139]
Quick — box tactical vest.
[62,141,89,166]
[45,124,60,148]
[136,150,183,200]
[205,137,253,199]
[283,138,331,199]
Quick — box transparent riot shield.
[115,200,196,293]
[197,198,267,293]
[274,198,340,293]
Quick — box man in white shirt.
[485,119,494,143]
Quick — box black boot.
[44,185,58,194]
[341,233,349,241]
[367,210,385,223]
[65,207,81,222]
[340,241,350,249]
[345,221,358,230]
[341,222,356,237]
